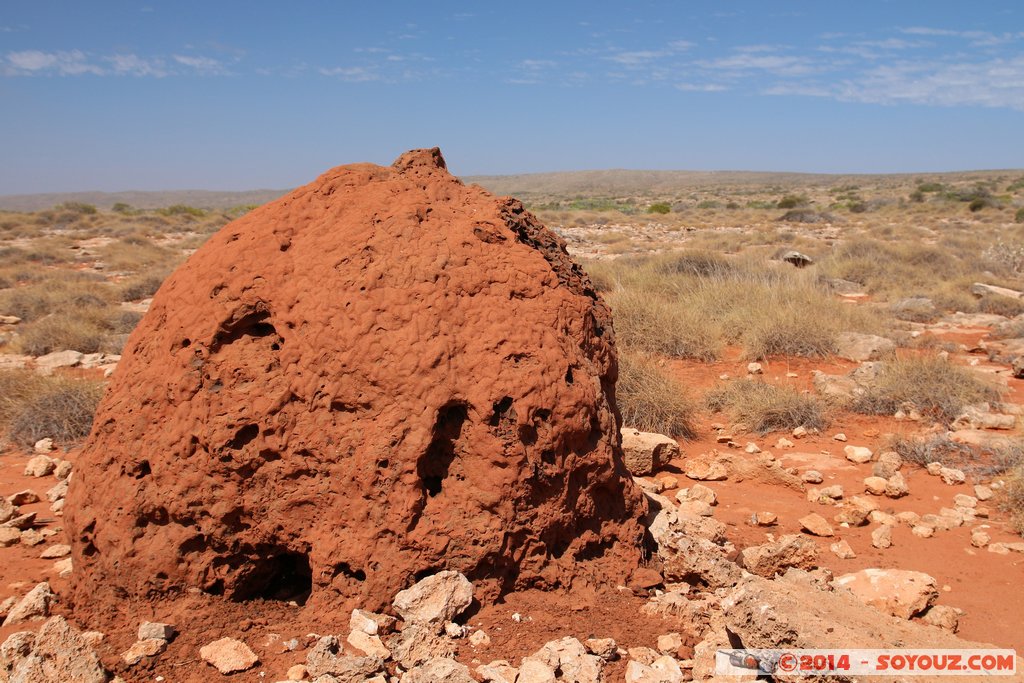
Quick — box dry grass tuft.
[0,370,103,447]
[705,378,827,434]
[616,351,697,439]
[852,356,1003,424]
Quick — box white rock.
[23,455,56,478]
[2,582,53,626]
[939,467,966,485]
[199,637,258,674]
[621,429,679,476]
[33,438,54,454]
[844,446,873,464]
[392,571,473,627]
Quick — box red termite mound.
[66,148,647,618]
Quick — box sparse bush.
[1016,207,1024,224]
[111,202,133,214]
[776,195,808,209]
[5,375,103,447]
[852,356,1002,424]
[119,271,167,301]
[609,290,720,361]
[617,351,696,439]
[158,204,207,218]
[17,315,110,355]
[1003,465,1024,535]
[705,378,826,434]
[653,250,736,278]
[777,209,833,223]
[647,202,671,214]
[57,201,97,215]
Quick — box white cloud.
[699,52,819,77]
[109,53,168,76]
[675,82,728,92]
[318,66,378,82]
[4,49,103,76]
[172,54,227,74]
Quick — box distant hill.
[0,189,290,212]
[0,168,1018,211]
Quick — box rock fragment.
[199,637,259,675]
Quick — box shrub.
[705,378,826,434]
[969,197,992,212]
[111,202,133,213]
[17,315,110,355]
[777,209,833,223]
[852,356,1002,424]
[1016,207,1024,224]
[158,204,207,218]
[617,351,696,439]
[647,202,671,215]
[776,195,808,209]
[57,201,97,215]
[119,272,167,301]
[609,290,720,361]
[6,376,103,447]
[1004,465,1024,535]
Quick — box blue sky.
[1,1,1023,193]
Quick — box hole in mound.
[232,550,312,605]
[565,366,574,385]
[333,562,367,582]
[212,311,281,349]
[418,402,467,497]
[227,424,259,450]
[130,460,151,478]
[488,396,514,427]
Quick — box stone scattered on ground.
[621,429,679,476]
[832,569,938,619]
[798,513,834,537]
[392,571,474,628]
[199,637,259,674]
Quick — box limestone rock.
[403,658,475,683]
[528,637,603,683]
[830,540,856,559]
[798,513,833,537]
[939,467,966,485]
[3,616,107,683]
[835,333,895,362]
[138,621,176,641]
[739,534,819,578]
[872,451,902,478]
[23,456,55,478]
[844,445,873,464]
[620,429,679,476]
[2,583,53,626]
[388,624,454,669]
[863,476,887,495]
[393,570,473,627]
[871,525,893,549]
[478,660,519,683]
[884,472,909,498]
[199,637,259,674]
[122,638,167,665]
[832,568,938,619]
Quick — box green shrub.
[647,202,671,215]
[617,351,696,439]
[158,204,207,218]
[1015,207,1024,224]
[705,378,827,434]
